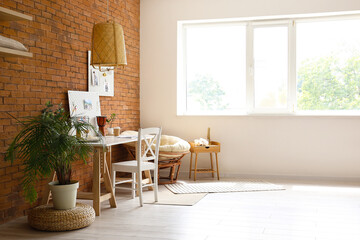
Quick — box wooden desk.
[82,136,156,216]
[43,136,153,216]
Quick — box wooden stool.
[189,141,220,181]
[28,203,95,231]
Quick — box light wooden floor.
[1,177,360,240]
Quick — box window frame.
[177,12,360,116]
[247,20,295,114]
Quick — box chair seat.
[112,160,156,172]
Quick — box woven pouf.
[28,203,95,231]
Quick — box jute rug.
[165,179,285,194]
[143,185,207,206]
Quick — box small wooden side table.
[188,141,220,181]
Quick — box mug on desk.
[114,127,121,136]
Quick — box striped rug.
[165,179,285,194]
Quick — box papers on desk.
[84,136,101,142]
[117,135,137,139]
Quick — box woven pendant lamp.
[91,20,127,68]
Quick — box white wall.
[140,0,360,179]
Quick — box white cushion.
[121,132,190,156]
[154,135,190,153]
[0,35,28,51]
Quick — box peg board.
[88,50,114,97]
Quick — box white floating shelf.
[0,46,33,58]
[0,6,32,21]
[0,6,33,58]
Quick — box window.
[253,25,289,111]
[296,19,360,112]
[181,23,246,115]
[177,14,360,115]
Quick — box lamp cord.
[107,0,109,21]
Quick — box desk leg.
[93,148,101,216]
[106,146,112,173]
[104,146,116,207]
[42,171,56,205]
[144,170,153,190]
[103,160,117,208]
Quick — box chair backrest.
[136,127,162,168]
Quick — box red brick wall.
[0,0,140,224]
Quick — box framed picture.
[68,91,101,135]
[88,50,114,97]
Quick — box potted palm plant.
[5,102,100,210]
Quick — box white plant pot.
[107,127,114,135]
[48,181,79,210]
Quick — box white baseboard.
[178,171,360,184]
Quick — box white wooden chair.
[111,127,162,206]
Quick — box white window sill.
[177,111,360,117]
